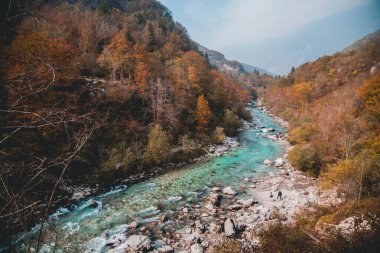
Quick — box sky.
[159,0,380,75]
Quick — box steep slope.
[0,0,252,240]
[262,30,380,250]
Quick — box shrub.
[238,107,253,122]
[223,109,242,136]
[288,144,322,176]
[259,223,319,253]
[143,124,171,165]
[210,239,242,253]
[289,123,318,144]
[213,127,226,144]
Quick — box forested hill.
[262,29,380,250]
[264,28,379,183]
[0,0,252,235]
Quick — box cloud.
[208,0,372,49]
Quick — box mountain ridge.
[196,43,274,76]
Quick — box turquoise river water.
[8,105,285,253]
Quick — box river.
[10,105,285,253]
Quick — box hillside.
[261,29,380,251]
[0,0,252,240]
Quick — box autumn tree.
[195,94,212,133]
[79,10,117,73]
[358,75,380,124]
[143,124,171,165]
[150,78,179,132]
[97,31,132,81]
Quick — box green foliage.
[223,109,242,136]
[237,107,253,122]
[143,124,171,165]
[98,0,121,14]
[288,144,322,176]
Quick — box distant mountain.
[196,43,273,76]
[342,29,380,53]
[240,63,272,76]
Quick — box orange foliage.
[195,94,212,133]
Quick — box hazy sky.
[159,0,380,75]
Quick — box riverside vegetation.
[0,0,379,252]
[0,0,251,244]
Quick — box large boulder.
[275,158,285,167]
[125,235,151,252]
[224,218,236,237]
[223,186,236,196]
[191,243,204,253]
[263,159,272,165]
[157,245,174,253]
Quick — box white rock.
[211,187,221,192]
[263,159,272,165]
[158,245,174,253]
[205,203,214,211]
[224,218,236,237]
[275,158,285,167]
[191,243,204,253]
[223,186,236,195]
[125,235,151,252]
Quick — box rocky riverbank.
[86,108,340,253]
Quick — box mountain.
[197,43,273,76]
[342,29,380,53]
[262,30,379,250]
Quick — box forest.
[260,30,380,252]
[0,0,379,252]
[0,0,251,239]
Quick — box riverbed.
[11,105,287,252]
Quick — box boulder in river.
[263,159,272,165]
[223,186,236,196]
[211,187,221,192]
[275,158,285,167]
